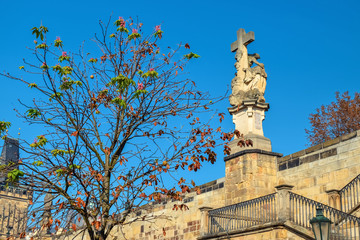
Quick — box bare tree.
[0,17,228,240]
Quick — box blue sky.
[0,0,359,185]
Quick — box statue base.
[228,133,272,153]
[228,100,271,154]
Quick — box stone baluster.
[275,184,294,222]
[199,207,213,236]
[326,189,341,210]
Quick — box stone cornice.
[224,149,283,162]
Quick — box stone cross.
[231,29,255,53]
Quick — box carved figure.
[41,192,54,234]
[229,29,267,106]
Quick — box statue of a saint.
[229,29,267,106]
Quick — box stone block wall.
[277,130,360,203]
[225,150,280,205]
[106,178,226,240]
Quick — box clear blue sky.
[0,0,359,185]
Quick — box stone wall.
[108,178,226,240]
[0,185,29,239]
[225,151,280,205]
[277,130,360,203]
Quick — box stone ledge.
[197,221,314,240]
[224,149,283,162]
[280,130,358,163]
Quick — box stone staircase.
[198,185,360,240]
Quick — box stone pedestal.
[224,100,281,205]
[224,151,282,205]
[228,100,271,154]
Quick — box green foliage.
[30,135,47,148]
[36,43,48,49]
[32,160,44,166]
[54,39,63,48]
[184,52,200,59]
[26,109,41,119]
[128,33,141,40]
[68,164,81,170]
[58,55,70,62]
[0,121,11,136]
[154,30,163,38]
[31,25,48,41]
[60,79,82,91]
[88,58,98,63]
[111,97,127,108]
[107,74,135,92]
[62,66,73,75]
[51,149,74,157]
[132,89,148,99]
[52,65,73,76]
[142,70,158,78]
[109,34,115,38]
[7,169,24,182]
[40,63,48,70]
[117,27,129,33]
[49,92,63,101]
[55,168,65,177]
[99,89,108,96]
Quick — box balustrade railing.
[208,193,277,234]
[340,174,360,213]
[290,192,360,239]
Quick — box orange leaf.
[185,43,190,49]
[163,228,166,236]
[95,221,101,230]
[71,131,78,136]
[72,223,77,231]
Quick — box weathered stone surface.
[320,148,337,159]
[288,158,300,168]
[341,131,357,141]
[279,154,291,162]
[300,153,319,164]
[305,143,323,154]
[323,137,341,148]
[292,149,306,158]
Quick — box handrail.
[207,193,277,234]
[339,174,360,213]
[290,192,360,239]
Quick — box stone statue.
[229,29,267,106]
[41,192,54,234]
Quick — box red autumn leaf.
[185,43,190,49]
[72,223,77,231]
[95,221,101,230]
[104,147,110,155]
[71,131,78,136]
